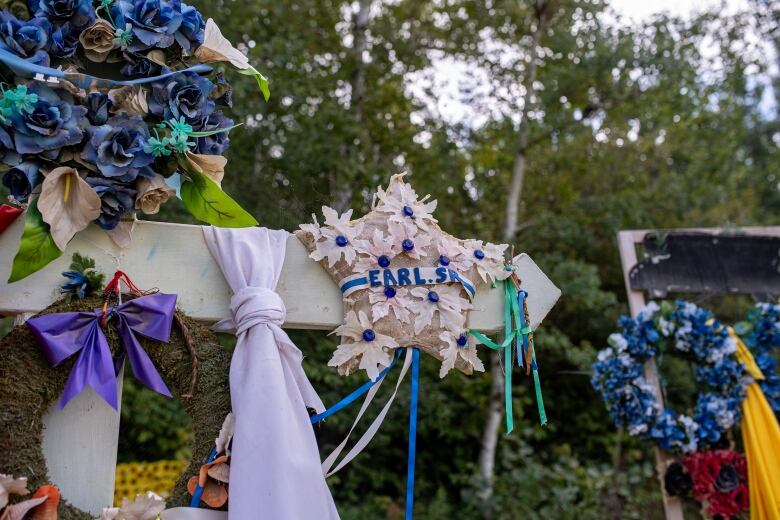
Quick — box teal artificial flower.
[143,133,172,157]
[113,23,133,50]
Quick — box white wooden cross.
[0,217,561,515]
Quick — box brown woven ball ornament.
[0,295,231,519]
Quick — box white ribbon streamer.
[322,350,413,477]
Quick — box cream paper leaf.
[0,475,29,510]
[38,167,100,250]
[195,19,250,69]
[0,495,47,520]
[185,152,227,186]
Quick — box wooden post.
[616,231,684,520]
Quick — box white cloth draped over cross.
[203,226,339,520]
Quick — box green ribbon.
[469,277,547,434]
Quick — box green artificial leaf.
[8,198,63,283]
[238,66,271,101]
[69,252,95,273]
[180,171,258,228]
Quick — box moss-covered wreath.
[0,295,232,520]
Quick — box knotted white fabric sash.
[203,227,339,520]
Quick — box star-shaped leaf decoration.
[296,173,510,378]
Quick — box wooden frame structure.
[0,217,561,514]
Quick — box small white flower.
[354,228,402,272]
[375,174,438,231]
[439,330,485,377]
[329,310,398,380]
[101,491,165,520]
[436,238,473,272]
[463,239,509,282]
[608,333,628,352]
[596,347,613,362]
[639,301,660,320]
[368,285,412,323]
[678,414,699,454]
[388,220,432,260]
[306,206,366,268]
[409,285,470,334]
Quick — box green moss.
[0,296,231,519]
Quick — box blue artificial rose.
[111,0,183,52]
[211,72,233,108]
[86,176,137,230]
[81,114,155,181]
[0,126,20,166]
[47,21,78,58]
[149,71,214,123]
[84,92,112,125]
[1,160,40,202]
[175,2,204,51]
[7,84,86,156]
[120,51,164,78]
[193,111,232,155]
[0,12,50,65]
[32,0,95,29]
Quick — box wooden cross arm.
[0,219,561,331]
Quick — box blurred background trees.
[2,0,777,517]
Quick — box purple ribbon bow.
[26,293,177,410]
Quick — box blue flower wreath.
[741,303,780,411]
[592,301,751,454]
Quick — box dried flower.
[79,19,116,62]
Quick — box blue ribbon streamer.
[310,349,402,424]
[517,290,530,367]
[0,48,212,90]
[406,347,420,520]
[189,447,218,508]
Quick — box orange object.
[29,485,60,520]
[187,476,228,508]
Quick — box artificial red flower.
[0,204,22,235]
[683,450,749,519]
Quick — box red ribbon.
[0,204,22,235]
[100,271,155,326]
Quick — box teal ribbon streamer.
[469,278,547,433]
[405,347,420,520]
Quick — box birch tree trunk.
[478,1,550,506]
[333,0,372,212]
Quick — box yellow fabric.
[729,327,780,520]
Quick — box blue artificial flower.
[616,311,659,360]
[47,21,78,58]
[694,393,739,445]
[747,303,780,356]
[81,114,155,181]
[60,270,89,299]
[84,92,113,125]
[192,111,232,155]
[0,12,50,65]
[32,0,95,29]
[695,356,746,392]
[1,160,40,202]
[211,72,233,108]
[120,51,164,78]
[86,176,137,230]
[648,409,687,452]
[175,2,204,51]
[110,0,183,52]
[0,126,20,166]
[149,71,214,123]
[6,84,86,157]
